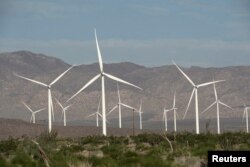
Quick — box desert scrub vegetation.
[0,131,249,167]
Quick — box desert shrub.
[79,136,106,145]
[133,133,164,146]
[11,151,36,167]
[89,156,116,167]
[38,130,58,143]
[117,151,140,167]
[108,136,127,145]
[0,137,19,153]
[50,151,69,167]
[139,155,172,167]
[0,155,11,167]
[101,144,124,160]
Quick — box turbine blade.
[67,74,101,101]
[219,101,233,110]
[64,104,72,111]
[97,98,101,113]
[98,113,102,117]
[176,110,180,119]
[173,91,176,108]
[197,80,225,88]
[30,115,33,123]
[22,102,33,113]
[86,113,96,118]
[201,101,216,115]
[183,88,195,119]
[107,105,118,116]
[55,97,64,109]
[242,108,246,122]
[104,73,142,90]
[15,74,47,87]
[106,119,111,125]
[166,108,174,113]
[94,29,103,72]
[50,65,74,86]
[139,100,142,112]
[120,103,135,110]
[213,82,218,100]
[172,61,195,86]
[34,108,46,114]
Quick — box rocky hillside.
[0,51,249,125]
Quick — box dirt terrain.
[0,118,156,140]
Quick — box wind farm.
[1,1,250,166]
[2,51,247,135]
[1,37,250,166]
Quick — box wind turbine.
[86,99,101,127]
[55,98,72,127]
[15,65,74,132]
[243,104,250,133]
[107,83,133,128]
[201,82,233,134]
[119,103,137,136]
[23,102,45,124]
[171,91,179,132]
[173,61,224,134]
[163,92,179,132]
[68,29,142,136]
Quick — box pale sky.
[0,0,250,67]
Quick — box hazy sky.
[0,0,249,67]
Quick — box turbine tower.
[201,82,233,134]
[86,99,101,127]
[68,29,142,136]
[163,108,171,132]
[23,102,45,124]
[137,100,143,130]
[173,61,224,134]
[55,98,72,127]
[15,65,74,132]
[243,104,250,133]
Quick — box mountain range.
[0,51,249,126]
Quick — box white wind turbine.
[201,82,233,134]
[86,99,102,127]
[23,102,45,124]
[163,92,178,132]
[173,61,224,134]
[107,83,134,128]
[55,98,72,127]
[15,65,74,132]
[119,103,137,135]
[68,29,142,136]
[243,104,250,133]
[171,91,179,132]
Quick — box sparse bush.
[0,132,250,166]
[0,137,19,154]
[12,151,36,167]
[38,130,58,143]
